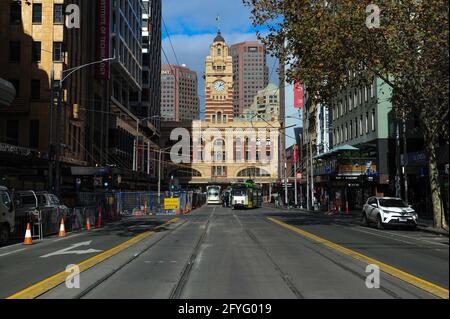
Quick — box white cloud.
[162,0,256,35]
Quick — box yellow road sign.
[164,198,179,210]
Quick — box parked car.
[362,197,418,230]
[0,186,15,244]
[13,191,69,236]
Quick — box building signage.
[96,0,110,79]
[0,142,39,157]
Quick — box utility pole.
[48,64,54,192]
[284,162,288,207]
[395,121,401,198]
[402,117,409,203]
[158,148,162,212]
[309,127,314,210]
[294,144,298,207]
[55,70,63,196]
[299,133,304,209]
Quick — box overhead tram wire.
[162,17,180,67]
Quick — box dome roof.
[214,31,225,43]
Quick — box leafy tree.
[244,0,449,229]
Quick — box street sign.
[164,198,179,210]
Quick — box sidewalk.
[417,219,449,236]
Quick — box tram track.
[73,218,188,299]
[233,213,305,299]
[169,207,215,299]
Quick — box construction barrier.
[11,191,206,240]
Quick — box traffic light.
[103,175,113,188]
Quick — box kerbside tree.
[243,0,449,229]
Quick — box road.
[0,205,448,299]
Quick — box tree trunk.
[424,131,448,230]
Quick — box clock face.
[214,81,225,92]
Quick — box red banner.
[292,145,299,163]
[294,81,304,109]
[96,0,110,79]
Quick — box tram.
[206,185,222,205]
[230,180,262,209]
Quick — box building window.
[365,112,369,134]
[371,109,376,132]
[10,2,21,24]
[350,121,353,140]
[53,42,64,62]
[212,166,226,177]
[6,120,19,145]
[54,4,64,24]
[29,120,39,149]
[9,41,20,62]
[31,80,40,100]
[9,79,19,97]
[32,4,42,24]
[371,79,376,97]
[32,41,41,62]
[359,116,363,136]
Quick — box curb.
[417,225,449,237]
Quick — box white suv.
[362,197,418,230]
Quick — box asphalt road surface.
[1,205,448,299]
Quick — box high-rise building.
[243,83,280,121]
[0,0,100,191]
[138,0,161,130]
[230,41,269,117]
[0,0,162,192]
[161,64,199,122]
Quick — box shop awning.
[313,144,359,160]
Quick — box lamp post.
[52,57,116,195]
[134,115,161,172]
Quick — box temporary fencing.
[11,190,206,240]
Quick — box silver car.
[362,197,418,229]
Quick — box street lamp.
[133,115,161,172]
[51,57,116,195]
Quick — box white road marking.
[347,225,449,247]
[40,241,103,258]
[0,248,26,257]
[53,232,84,242]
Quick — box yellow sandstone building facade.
[186,32,281,187]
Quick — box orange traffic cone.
[85,217,91,231]
[23,223,33,245]
[58,218,66,237]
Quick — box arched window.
[237,167,271,177]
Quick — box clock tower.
[204,31,234,123]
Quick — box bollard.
[97,206,102,228]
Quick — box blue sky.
[161,0,299,147]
